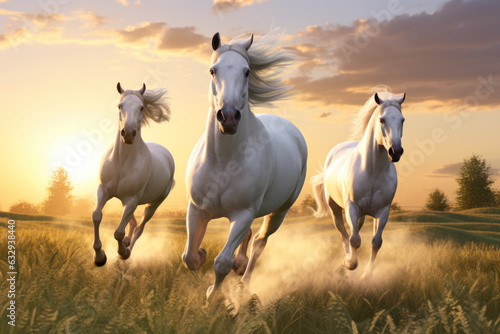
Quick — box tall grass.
[0,215,499,333]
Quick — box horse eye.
[118,105,121,109]
[245,69,250,77]
[209,68,215,75]
[380,118,385,124]
[141,106,144,111]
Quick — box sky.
[1,0,499,212]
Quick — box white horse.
[91,83,175,266]
[182,31,307,300]
[311,88,405,277]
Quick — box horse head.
[116,82,146,144]
[209,32,253,135]
[374,92,406,162]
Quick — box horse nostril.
[389,147,395,156]
[132,130,136,137]
[235,110,241,122]
[216,109,224,122]
[121,129,125,137]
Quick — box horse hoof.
[123,237,131,247]
[234,281,251,300]
[361,270,373,280]
[120,248,131,260]
[94,253,107,267]
[206,285,224,307]
[232,256,248,276]
[344,259,358,271]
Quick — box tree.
[301,194,317,214]
[456,154,496,210]
[42,167,74,216]
[10,201,39,214]
[425,189,450,211]
[390,202,402,211]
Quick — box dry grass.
[0,212,499,333]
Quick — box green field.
[1,209,500,333]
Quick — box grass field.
[1,209,500,333]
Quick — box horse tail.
[310,172,329,218]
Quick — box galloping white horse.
[92,83,175,266]
[183,31,307,300]
[311,88,405,277]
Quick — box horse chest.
[353,172,397,213]
[100,158,149,199]
[189,160,264,214]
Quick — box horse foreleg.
[207,210,254,302]
[128,200,163,253]
[114,198,138,260]
[123,216,137,247]
[182,202,209,271]
[344,202,361,270]
[232,229,252,275]
[241,209,286,286]
[92,185,110,266]
[364,208,389,278]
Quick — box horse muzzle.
[217,108,241,135]
[388,146,404,162]
[121,128,137,144]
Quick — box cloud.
[318,112,332,118]
[0,9,111,49]
[112,22,166,43]
[288,0,500,110]
[428,162,462,178]
[158,26,208,50]
[116,0,142,6]
[74,11,107,28]
[0,8,73,23]
[428,161,500,178]
[213,0,269,12]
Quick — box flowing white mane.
[222,29,296,107]
[350,86,400,140]
[141,88,171,126]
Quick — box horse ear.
[212,32,221,51]
[241,33,253,51]
[139,83,146,95]
[374,93,382,105]
[117,82,124,94]
[398,92,406,105]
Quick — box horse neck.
[204,102,257,163]
[357,112,390,174]
[111,127,146,163]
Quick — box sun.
[47,133,109,189]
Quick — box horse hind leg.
[240,209,286,286]
[123,215,137,247]
[128,197,165,254]
[328,198,350,258]
[114,198,138,260]
[232,229,252,275]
